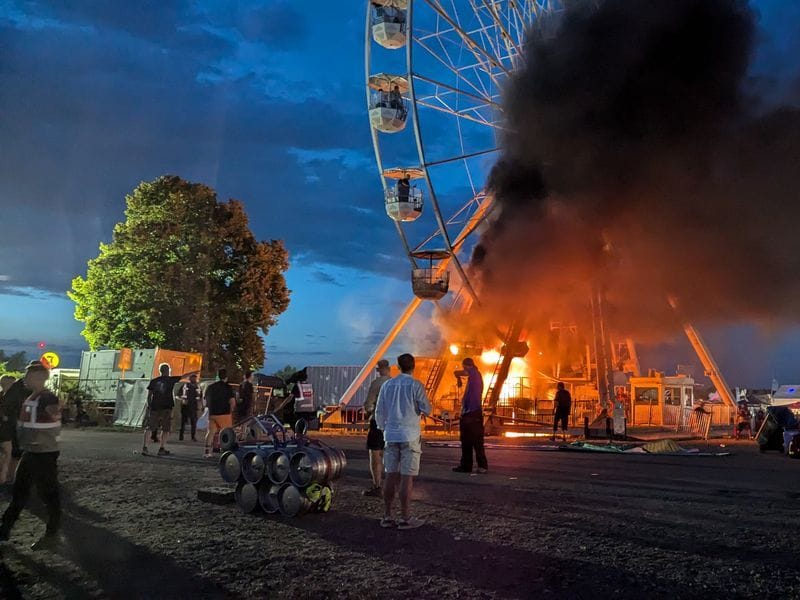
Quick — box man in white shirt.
[374,353,431,530]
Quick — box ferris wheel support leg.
[338,296,423,408]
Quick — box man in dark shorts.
[0,361,62,550]
[0,375,31,484]
[236,370,254,423]
[178,374,201,442]
[552,382,572,442]
[204,369,235,458]
[363,359,391,497]
[142,364,195,456]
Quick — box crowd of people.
[0,352,576,544]
[363,353,577,529]
[141,365,255,458]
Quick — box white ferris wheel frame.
[340,0,565,406]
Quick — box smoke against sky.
[473,0,800,343]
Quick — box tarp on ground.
[114,379,150,428]
[563,440,730,456]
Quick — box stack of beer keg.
[218,417,346,517]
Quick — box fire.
[503,431,551,438]
[449,343,460,356]
[480,348,531,402]
[480,349,500,365]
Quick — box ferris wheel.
[340,0,565,405]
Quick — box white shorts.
[383,438,422,476]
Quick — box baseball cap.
[25,360,49,373]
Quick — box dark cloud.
[29,0,191,41]
[233,2,306,46]
[0,3,401,295]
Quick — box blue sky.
[0,1,798,386]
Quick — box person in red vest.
[0,361,62,550]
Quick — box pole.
[338,297,423,408]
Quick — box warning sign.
[40,352,60,369]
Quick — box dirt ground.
[0,429,798,599]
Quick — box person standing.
[204,369,235,458]
[236,371,254,424]
[396,176,410,204]
[0,361,62,551]
[552,382,572,442]
[0,374,30,484]
[374,353,431,530]
[141,364,194,456]
[178,374,201,442]
[363,359,391,497]
[452,357,488,474]
[0,375,20,484]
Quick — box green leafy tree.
[272,365,298,382]
[0,350,28,372]
[69,175,290,375]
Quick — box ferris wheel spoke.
[422,0,511,84]
[461,1,508,73]
[413,190,489,251]
[414,99,497,129]
[423,147,498,169]
[413,32,494,102]
[412,72,501,110]
[474,0,522,70]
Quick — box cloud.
[311,270,344,287]
[0,3,403,295]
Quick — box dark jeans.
[554,408,570,432]
[459,411,488,470]
[180,404,198,439]
[2,451,61,535]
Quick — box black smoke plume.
[471,0,800,342]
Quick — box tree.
[69,175,290,375]
[0,350,27,373]
[272,365,298,382]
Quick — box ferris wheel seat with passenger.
[383,167,424,221]
[370,0,407,49]
[368,74,409,133]
[411,249,451,300]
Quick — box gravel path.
[0,430,797,599]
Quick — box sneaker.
[157,448,170,456]
[141,446,149,455]
[476,467,488,474]
[397,517,425,530]
[204,450,213,458]
[452,466,471,473]
[379,517,397,528]
[363,486,382,497]
[31,533,63,552]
